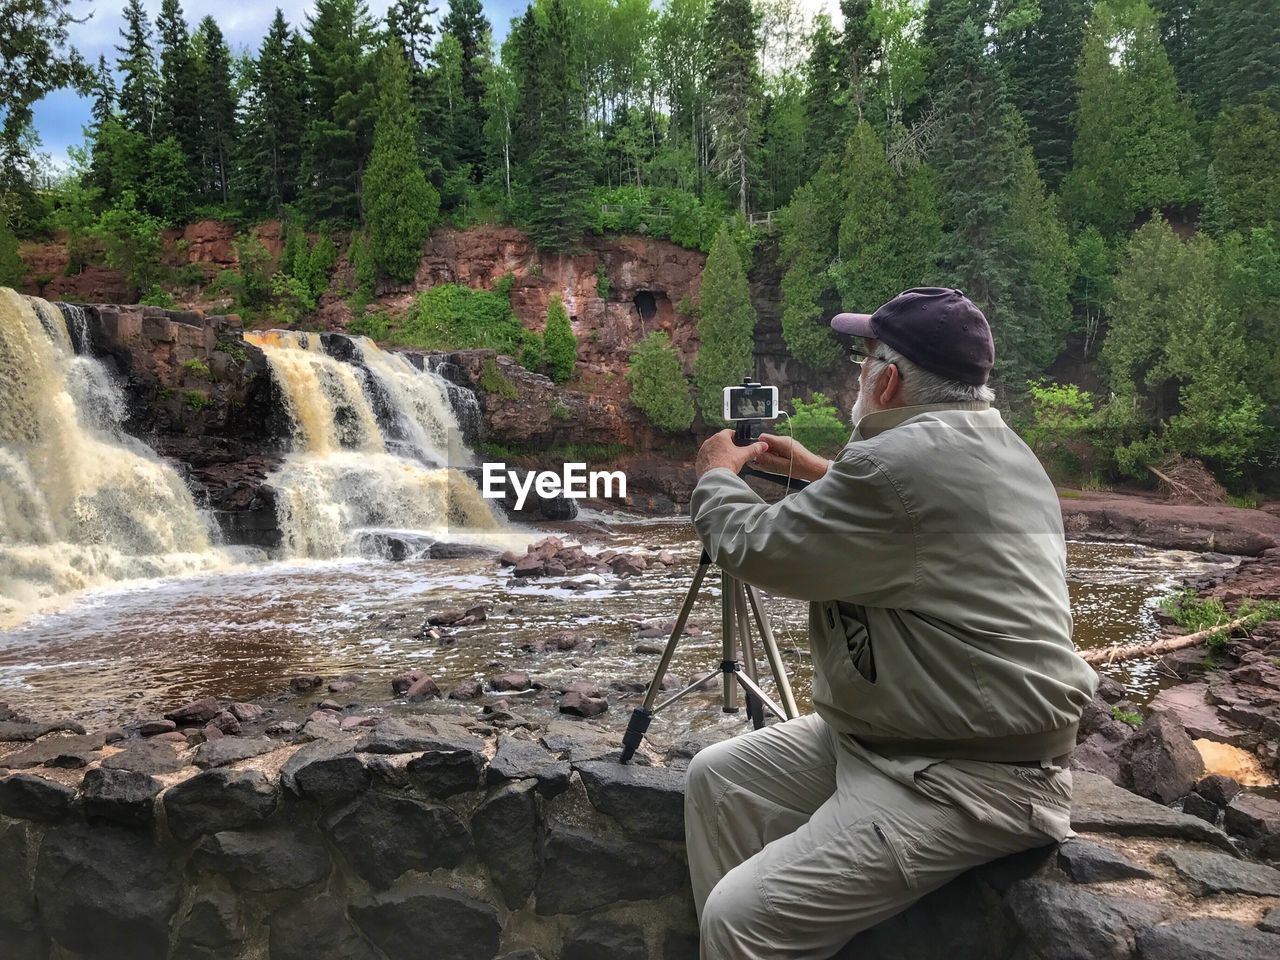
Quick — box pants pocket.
[872,821,917,889]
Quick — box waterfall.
[244,330,510,560]
[0,291,224,627]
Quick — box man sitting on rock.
[685,287,1097,959]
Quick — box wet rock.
[138,719,177,736]
[472,780,542,909]
[1057,838,1156,883]
[487,737,571,795]
[3,732,104,769]
[81,767,161,827]
[155,731,190,744]
[609,553,648,576]
[165,697,223,725]
[1070,772,1236,852]
[163,767,279,841]
[173,887,241,960]
[269,896,381,960]
[499,550,521,566]
[428,604,488,626]
[193,735,278,769]
[327,679,358,694]
[328,790,472,889]
[0,819,38,930]
[405,674,441,701]
[228,701,265,723]
[0,719,84,741]
[1124,711,1204,804]
[1071,733,1126,786]
[305,709,340,727]
[1150,683,1247,744]
[0,772,75,821]
[535,825,686,915]
[1195,774,1243,808]
[635,642,664,654]
[339,715,379,731]
[1159,647,1214,681]
[490,671,532,692]
[404,746,486,799]
[560,690,609,717]
[281,739,370,805]
[194,824,331,892]
[449,678,483,700]
[201,722,225,741]
[208,710,242,735]
[513,556,546,577]
[1079,695,1137,743]
[1095,675,1127,704]
[1224,793,1280,861]
[1135,917,1280,960]
[1157,847,1280,896]
[577,761,685,841]
[1005,879,1166,960]
[318,698,343,711]
[562,913,647,960]
[288,675,324,693]
[35,822,181,960]
[103,727,126,743]
[1260,908,1280,934]
[391,669,427,695]
[350,884,501,960]
[265,720,300,737]
[1181,792,1219,823]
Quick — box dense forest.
[1,0,1278,491]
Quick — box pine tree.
[521,0,592,251]
[1208,103,1280,233]
[706,0,761,215]
[116,0,158,138]
[801,14,845,176]
[839,0,880,123]
[155,0,200,171]
[694,225,757,423]
[627,332,695,433]
[301,0,377,223]
[87,54,118,196]
[363,42,440,282]
[1063,1,1199,235]
[440,0,491,174]
[240,9,308,212]
[193,16,237,203]
[1194,0,1280,116]
[542,294,578,383]
[778,165,843,369]
[1000,0,1092,190]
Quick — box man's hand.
[694,430,767,479]
[752,434,831,483]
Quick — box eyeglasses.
[848,345,885,367]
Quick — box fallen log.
[1081,615,1253,666]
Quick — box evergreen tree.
[1208,103,1280,233]
[0,217,24,286]
[801,14,844,176]
[116,0,159,138]
[694,225,757,423]
[932,17,1073,386]
[440,0,491,174]
[363,42,440,281]
[240,9,308,212]
[778,165,843,369]
[1063,1,1199,235]
[706,0,760,214]
[627,332,695,433]
[1000,0,1092,190]
[1194,0,1280,116]
[521,0,592,251]
[542,294,578,383]
[386,0,437,166]
[301,0,377,223]
[839,0,880,123]
[193,16,237,203]
[155,0,200,171]
[87,55,119,196]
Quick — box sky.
[33,0,840,172]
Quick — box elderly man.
[685,288,1096,959]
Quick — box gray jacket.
[690,401,1097,763]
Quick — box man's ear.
[876,362,903,407]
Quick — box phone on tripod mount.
[723,378,778,446]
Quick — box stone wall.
[2,705,1278,960]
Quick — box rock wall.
[1,703,1278,960]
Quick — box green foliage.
[1160,590,1230,632]
[1022,381,1096,479]
[349,232,376,301]
[694,225,757,424]
[1208,104,1280,234]
[542,294,577,383]
[1110,706,1143,727]
[182,358,211,377]
[364,42,440,281]
[347,310,391,341]
[47,176,101,273]
[94,191,164,299]
[398,283,539,364]
[595,263,610,299]
[183,389,212,410]
[591,186,725,252]
[231,235,273,311]
[269,272,316,321]
[140,285,177,307]
[1226,493,1259,510]
[296,235,336,303]
[780,392,848,458]
[777,167,842,370]
[550,399,571,420]
[478,357,517,398]
[0,218,24,286]
[626,332,695,434]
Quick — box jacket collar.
[852,401,993,441]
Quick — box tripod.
[619,548,801,763]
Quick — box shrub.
[348,310,392,342]
[182,359,211,377]
[270,272,316,322]
[478,358,517,398]
[232,235,273,312]
[349,231,376,304]
[183,389,212,410]
[398,283,539,366]
[1111,706,1142,727]
[94,191,163,299]
[626,332,694,434]
[1022,381,1096,480]
[694,226,757,424]
[297,235,336,303]
[595,263,610,299]
[140,285,178,308]
[781,393,849,457]
[550,399,572,420]
[542,294,577,383]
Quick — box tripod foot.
[619,707,652,764]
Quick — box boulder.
[350,884,501,960]
[269,896,381,960]
[472,779,542,909]
[490,671,532,692]
[138,719,177,736]
[163,767,279,841]
[173,888,242,960]
[562,913,647,960]
[449,678,483,700]
[1004,879,1167,960]
[327,790,472,889]
[228,702,265,723]
[0,772,75,821]
[560,690,609,717]
[165,698,223,725]
[1224,793,1280,861]
[0,719,84,741]
[1124,712,1205,804]
[2,732,104,769]
[102,740,186,775]
[281,739,369,805]
[487,736,572,795]
[1056,838,1155,883]
[577,761,686,841]
[1157,847,1280,897]
[1135,918,1280,960]
[404,741,486,799]
[535,825,686,915]
[1069,773,1236,853]
[405,674,441,701]
[193,824,331,892]
[193,735,278,769]
[80,767,162,827]
[1194,774,1243,807]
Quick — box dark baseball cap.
[831,287,994,386]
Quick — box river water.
[0,515,1233,734]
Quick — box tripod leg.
[720,571,738,713]
[744,583,801,720]
[639,558,711,713]
[731,580,766,729]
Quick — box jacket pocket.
[826,601,876,683]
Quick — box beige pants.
[685,713,1073,960]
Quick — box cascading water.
[0,291,225,627]
[243,330,512,559]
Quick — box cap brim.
[830,312,875,337]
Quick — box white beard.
[850,390,878,430]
